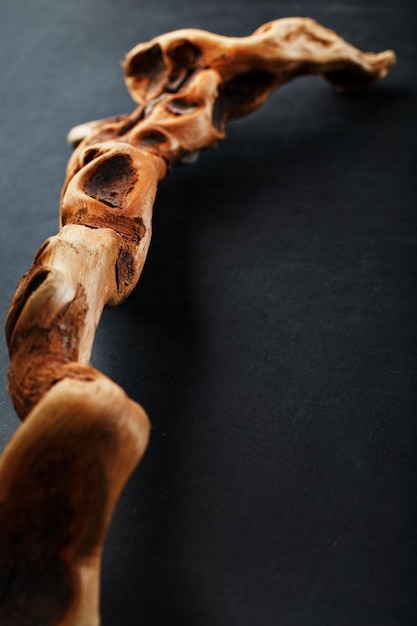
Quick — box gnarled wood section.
[61,144,164,302]
[0,374,149,626]
[124,18,395,111]
[6,226,124,419]
[2,18,395,626]
[68,17,395,172]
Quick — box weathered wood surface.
[0,19,394,626]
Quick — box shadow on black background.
[95,83,416,625]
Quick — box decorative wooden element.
[0,19,394,626]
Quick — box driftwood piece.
[0,18,394,626]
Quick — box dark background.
[0,1,416,624]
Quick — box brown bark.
[1,18,394,626]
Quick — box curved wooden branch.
[0,18,394,626]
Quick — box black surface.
[0,1,416,625]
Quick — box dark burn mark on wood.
[83,154,137,209]
[115,247,135,291]
[166,66,206,94]
[166,97,200,116]
[47,284,88,363]
[0,454,74,622]
[137,129,167,146]
[26,270,50,296]
[212,70,277,129]
[0,416,113,622]
[125,43,167,96]
[0,558,72,626]
[323,67,374,90]
[5,269,50,347]
[7,284,89,419]
[115,107,146,136]
[83,114,138,146]
[166,40,202,92]
[83,148,100,166]
[167,40,202,67]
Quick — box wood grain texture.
[0,18,394,626]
